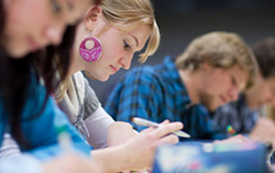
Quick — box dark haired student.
[0,0,102,172]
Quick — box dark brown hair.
[0,1,76,148]
[252,37,275,79]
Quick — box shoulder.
[121,65,160,84]
[22,82,51,119]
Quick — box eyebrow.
[66,0,74,10]
[130,34,139,48]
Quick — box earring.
[79,36,102,62]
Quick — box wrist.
[109,121,133,130]
[91,144,130,172]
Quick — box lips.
[220,95,227,104]
[110,65,118,74]
[27,36,41,52]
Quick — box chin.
[209,104,220,112]
[97,75,110,82]
[208,107,216,112]
[6,48,28,59]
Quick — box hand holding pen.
[131,117,190,138]
[120,119,183,171]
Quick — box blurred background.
[88,0,275,105]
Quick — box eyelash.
[124,40,131,50]
[51,0,62,14]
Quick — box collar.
[161,56,192,107]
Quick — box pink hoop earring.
[79,37,102,62]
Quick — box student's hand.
[249,117,275,149]
[107,121,138,147]
[119,120,183,171]
[107,122,138,173]
[214,134,252,144]
[42,153,103,173]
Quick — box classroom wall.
[87,0,275,105]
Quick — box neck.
[67,52,85,77]
[178,69,200,105]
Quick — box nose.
[43,23,66,46]
[119,57,132,70]
[228,87,239,102]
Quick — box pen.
[131,117,191,138]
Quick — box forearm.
[85,106,115,149]
[91,145,129,173]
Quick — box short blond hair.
[176,31,257,89]
[101,0,160,63]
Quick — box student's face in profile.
[80,14,151,81]
[3,0,93,58]
[197,64,248,112]
[245,74,275,109]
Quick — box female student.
[54,0,183,172]
[55,0,160,149]
[0,0,103,172]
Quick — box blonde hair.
[55,79,71,103]
[101,0,160,63]
[176,31,257,90]
[55,0,160,102]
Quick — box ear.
[84,6,102,32]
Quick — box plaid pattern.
[105,56,225,140]
[213,94,259,136]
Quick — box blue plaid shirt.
[213,94,259,136]
[105,56,225,140]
